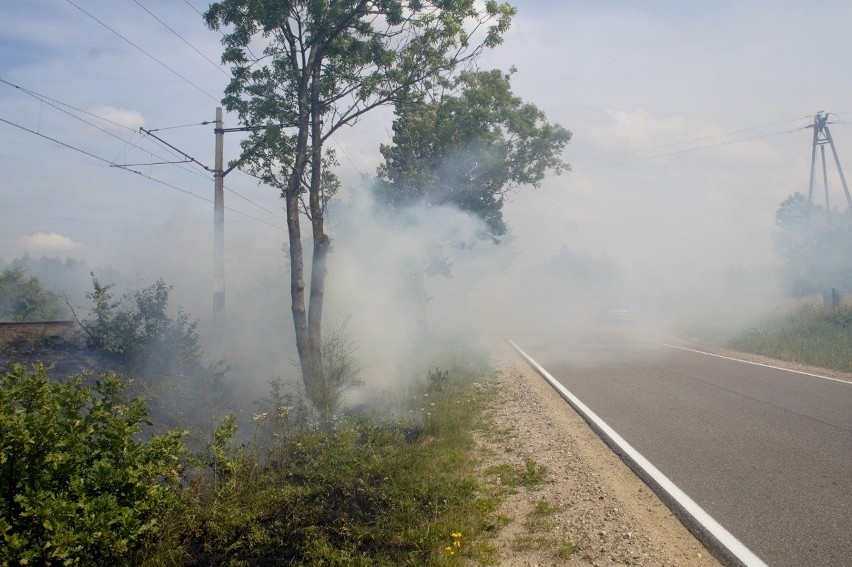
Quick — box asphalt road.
[523,335,852,567]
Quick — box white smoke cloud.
[18,232,86,254]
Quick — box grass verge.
[140,351,517,566]
[728,303,852,372]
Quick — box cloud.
[19,232,86,254]
[86,105,146,130]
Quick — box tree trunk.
[288,51,317,399]
[307,59,329,403]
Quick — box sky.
[2,0,852,334]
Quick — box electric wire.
[0,117,112,165]
[65,0,220,103]
[132,0,230,77]
[0,114,283,230]
[1,78,137,133]
[575,115,812,166]
[182,0,204,17]
[1,77,217,181]
[573,127,803,172]
[332,134,365,177]
[146,121,214,132]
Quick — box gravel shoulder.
[476,351,721,566]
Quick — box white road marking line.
[645,340,851,385]
[508,339,769,567]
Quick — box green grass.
[729,304,852,372]
[484,456,548,491]
[5,344,554,566]
[510,498,576,561]
[136,350,516,566]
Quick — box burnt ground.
[0,329,114,381]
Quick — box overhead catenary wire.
[1,78,138,133]
[332,134,365,177]
[0,114,283,230]
[0,80,285,224]
[182,0,204,17]
[0,77,217,182]
[0,116,112,165]
[146,121,214,132]
[132,0,230,77]
[137,126,286,221]
[65,0,220,103]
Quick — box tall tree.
[205,1,515,400]
[774,192,852,295]
[373,69,569,330]
[375,68,571,242]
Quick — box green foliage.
[79,274,200,370]
[376,69,571,241]
[204,0,516,192]
[311,322,364,428]
[204,0,516,403]
[0,266,65,322]
[0,364,186,565]
[180,359,502,565]
[485,455,548,491]
[69,274,230,456]
[729,303,852,372]
[774,193,852,295]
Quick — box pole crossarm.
[140,127,214,172]
[806,111,852,212]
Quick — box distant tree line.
[774,193,852,296]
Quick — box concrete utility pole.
[807,111,852,217]
[213,107,225,327]
[210,112,296,345]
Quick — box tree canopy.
[774,192,852,295]
[0,267,65,322]
[375,68,570,241]
[205,0,516,402]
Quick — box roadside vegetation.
[1,352,554,565]
[729,302,852,372]
[0,266,66,322]
[1,275,556,565]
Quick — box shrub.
[0,364,186,565]
[0,266,65,322]
[78,275,201,372]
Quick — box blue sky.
[2,1,851,300]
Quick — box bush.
[0,266,65,322]
[78,275,201,371]
[0,364,186,565]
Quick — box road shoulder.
[479,356,720,566]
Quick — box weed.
[512,534,552,551]
[555,535,577,559]
[531,498,560,516]
[520,455,549,487]
[729,303,852,372]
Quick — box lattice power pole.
[806,111,852,217]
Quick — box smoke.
[3,159,792,416]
